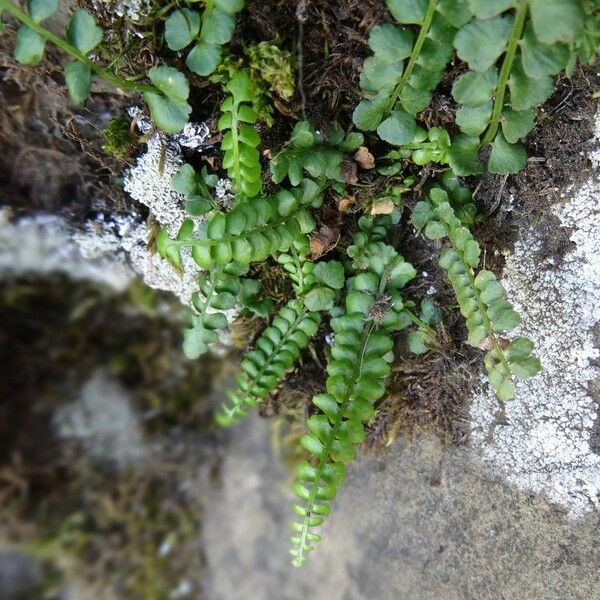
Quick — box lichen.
[471,112,600,517]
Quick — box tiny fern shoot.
[271,121,364,189]
[413,186,541,399]
[290,231,416,567]
[164,0,245,77]
[218,72,263,199]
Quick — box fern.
[290,233,416,567]
[218,72,263,199]
[218,240,346,425]
[164,0,245,77]
[270,121,363,189]
[413,185,541,399]
[451,0,591,174]
[157,179,323,270]
[380,126,451,171]
[216,299,321,426]
[352,0,472,139]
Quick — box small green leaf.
[14,25,46,65]
[352,92,389,131]
[510,356,541,379]
[454,15,513,72]
[407,330,429,354]
[28,0,59,22]
[64,61,91,105]
[437,0,473,28]
[313,261,345,290]
[386,0,428,24]
[452,68,498,108]
[509,60,554,111]
[467,0,515,19]
[368,23,413,62]
[529,0,584,44]
[165,8,200,51]
[501,108,535,143]
[156,227,182,268]
[304,286,336,312]
[186,196,212,216]
[202,7,235,45]
[488,132,527,174]
[172,164,197,196]
[186,42,222,76]
[376,108,416,145]
[147,66,189,105]
[360,57,404,94]
[455,102,493,136]
[67,9,103,54]
[448,134,483,176]
[144,92,191,134]
[520,27,569,79]
[290,121,314,148]
[506,337,533,362]
[425,220,446,240]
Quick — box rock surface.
[202,416,600,600]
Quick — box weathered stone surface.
[202,416,600,600]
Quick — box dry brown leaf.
[337,194,356,213]
[354,146,375,170]
[370,199,395,215]
[340,158,358,184]
[309,225,340,259]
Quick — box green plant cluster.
[271,121,364,189]
[451,0,590,173]
[353,0,471,136]
[413,185,541,399]
[5,0,599,572]
[352,0,599,175]
[1,0,192,133]
[290,228,417,566]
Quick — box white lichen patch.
[0,208,201,307]
[123,135,188,235]
[471,117,600,517]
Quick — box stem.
[481,0,528,145]
[386,0,438,114]
[0,0,157,94]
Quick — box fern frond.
[216,299,321,426]
[413,186,541,399]
[277,237,316,295]
[218,71,263,199]
[156,180,324,270]
[451,1,589,174]
[353,0,472,136]
[290,234,416,567]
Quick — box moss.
[102,116,135,160]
